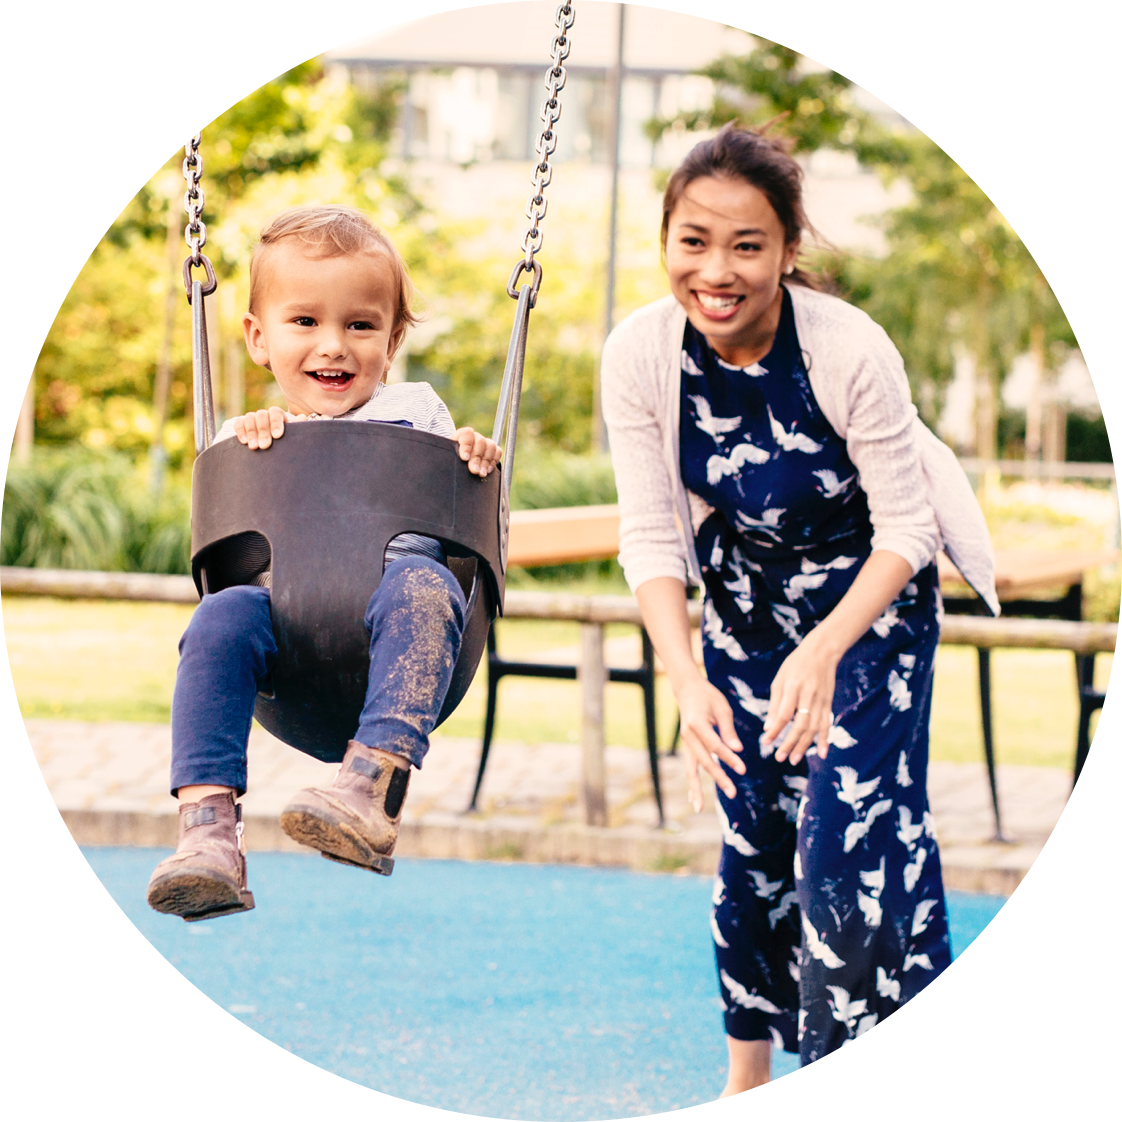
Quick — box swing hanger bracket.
[183,254,218,304]
[506,258,543,306]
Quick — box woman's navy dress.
[679,289,952,1065]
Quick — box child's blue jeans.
[169,556,467,795]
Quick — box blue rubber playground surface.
[86,849,1004,1119]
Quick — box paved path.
[26,718,1071,894]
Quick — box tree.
[649,37,1078,455]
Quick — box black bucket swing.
[183,5,576,762]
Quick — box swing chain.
[182,133,218,302]
[508,1,574,305]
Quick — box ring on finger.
[797,707,810,715]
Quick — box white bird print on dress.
[896,750,914,788]
[768,407,824,454]
[788,959,801,983]
[887,669,912,712]
[784,775,808,794]
[843,798,893,853]
[859,856,886,898]
[871,605,900,638]
[876,966,901,1001]
[777,792,800,821]
[857,890,882,928]
[728,677,770,722]
[783,569,829,604]
[812,469,857,499]
[896,805,924,850]
[709,539,724,569]
[802,912,846,969]
[798,1009,808,1042]
[911,898,939,936]
[703,600,748,661]
[768,1026,785,1050]
[710,913,730,948]
[899,653,916,670]
[681,350,704,377]
[723,557,755,615]
[768,891,798,930]
[795,794,808,828]
[923,810,939,841]
[855,1013,879,1038]
[706,441,770,485]
[716,354,767,376]
[735,507,787,543]
[715,799,760,857]
[835,767,882,810]
[828,723,858,749]
[793,851,803,880]
[826,985,867,1031]
[771,603,802,643]
[689,395,742,445]
[712,874,726,907]
[903,952,934,972]
[747,869,785,899]
[903,846,928,893]
[803,554,859,574]
[721,970,783,1014]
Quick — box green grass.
[3,595,1108,771]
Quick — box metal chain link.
[182,133,217,301]
[183,135,207,261]
[507,2,575,303]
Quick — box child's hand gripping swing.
[147,4,576,921]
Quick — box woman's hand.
[634,577,746,813]
[761,632,840,766]
[455,427,502,477]
[233,406,307,450]
[677,675,745,811]
[760,549,916,766]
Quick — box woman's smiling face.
[665,175,800,367]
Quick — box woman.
[601,125,996,1091]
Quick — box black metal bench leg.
[1074,653,1097,787]
[640,628,665,827]
[667,715,680,756]
[977,647,1007,842]
[467,626,501,813]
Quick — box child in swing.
[147,206,501,921]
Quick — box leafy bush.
[2,449,191,574]
[509,448,617,511]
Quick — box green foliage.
[400,220,603,453]
[823,134,1075,417]
[647,38,860,154]
[2,449,191,574]
[33,59,417,474]
[509,448,617,511]
[650,36,1079,439]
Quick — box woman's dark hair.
[661,123,823,289]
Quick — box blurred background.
[5,1,1116,767]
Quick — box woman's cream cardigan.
[601,286,999,615]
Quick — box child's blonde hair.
[249,205,419,334]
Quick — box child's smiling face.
[242,241,403,417]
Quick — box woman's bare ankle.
[720,1037,771,1096]
[178,785,235,804]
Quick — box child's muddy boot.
[147,792,255,921]
[279,741,409,875]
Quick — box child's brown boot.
[278,741,410,875]
[147,792,255,921]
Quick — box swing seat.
[190,421,507,762]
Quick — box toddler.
[147,206,500,921]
